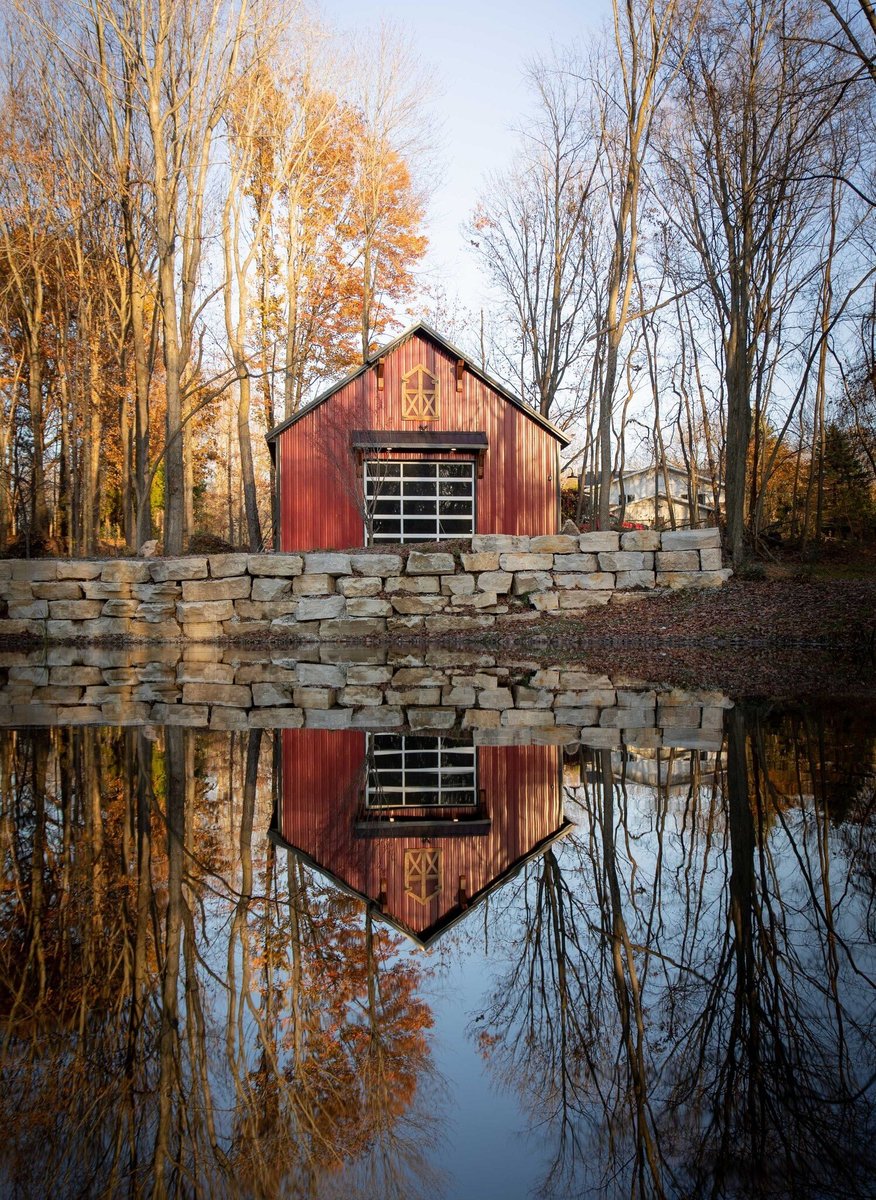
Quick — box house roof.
[613,462,724,485]
[564,464,719,486]
[612,463,690,481]
[612,493,718,513]
[265,320,571,448]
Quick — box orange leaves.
[241,60,430,421]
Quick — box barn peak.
[268,318,568,550]
[266,320,570,447]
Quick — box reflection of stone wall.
[0,645,730,748]
[0,529,729,644]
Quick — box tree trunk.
[57,365,71,554]
[598,341,619,529]
[27,335,50,545]
[0,424,9,550]
[158,244,186,555]
[183,415,194,542]
[120,366,134,548]
[812,195,837,547]
[130,271,153,549]
[222,185,264,551]
[226,409,234,545]
[725,296,751,567]
[238,376,262,550]
[149,66,187,556]
[84,342,102,555]
[284,237,300,420]
[361,234,373,361]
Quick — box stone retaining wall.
[0,644,730,747]
[0,528,729,643]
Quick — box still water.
[0,649,874,1199]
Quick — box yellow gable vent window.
[404,847,442,905]
[402,364,439,421]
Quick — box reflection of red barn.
[266,322,570,551]
[270,730,572,949]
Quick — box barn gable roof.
[268,818,574,951]
[265,320,572,448]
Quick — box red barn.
[266,321,570,550]
[270,729,572,949]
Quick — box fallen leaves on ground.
[525,578,876,648]
[455,579,876,699]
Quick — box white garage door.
[364,460,475,544]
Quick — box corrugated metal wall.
[277,730,563,942]
[276,332,560,550]
[280,728,365,860]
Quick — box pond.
[0,646,874,1199]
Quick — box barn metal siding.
[276,731,563,943]
[280,729,366,859]
[275,332,561,551]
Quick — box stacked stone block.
[0,528,730,643]
[0,643,731,749]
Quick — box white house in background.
[608,463,724,528]
[564,747,721,790]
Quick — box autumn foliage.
[0,7,429,556]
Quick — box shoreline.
[3,577,873,648]
[2,583,874,703]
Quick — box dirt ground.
[513,576,876,648]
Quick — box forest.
[0,0,873,567]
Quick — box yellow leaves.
[239,65,429,418]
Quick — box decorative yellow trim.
[401,364,440,422]
[404,847,442,904]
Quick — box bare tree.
[76,0,159,550]
[222,54,294,553]
[117,0,251,554]
[656,0,857,563]
[468,55,599,424]
[0,78,54,545]
[590,0,695,530]
[818,0,876,83]
[348,22,432,360]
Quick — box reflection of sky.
[326,0,611,313]
[413,774,876,1197]
[424,931,556,1200]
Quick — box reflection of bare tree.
[0,726,442,1198]
[153,725,186,1194]
[0,727,165,1194]
[476,714,876,1199]
[596,748,670,1195]
[339,906,445,1200]
[474,844,603,1194]
[674,705,876,1199]
[127,730,154,1080]
[0,729,50,1024]
[475,748,675,1197]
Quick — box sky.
[326,0,611,316]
